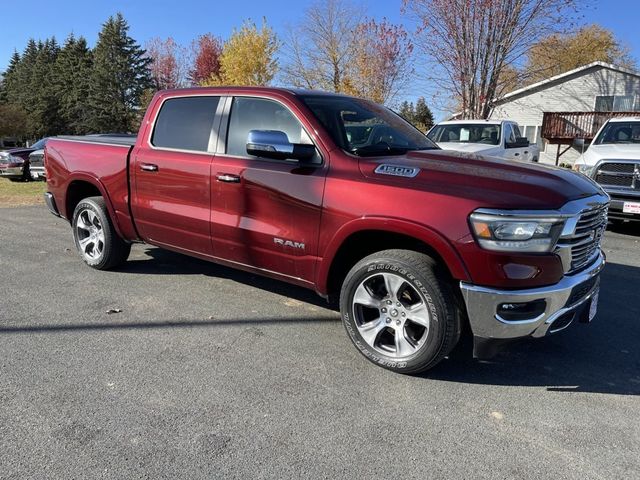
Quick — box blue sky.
[1,0,638,117]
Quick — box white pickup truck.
[573,116,640,221]
[427,119,539,162]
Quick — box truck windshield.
[594,121,640,144]
[427,124,501,145]
[300,95,437,157]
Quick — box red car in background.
[0,138,48,181]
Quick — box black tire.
[340,249,462,374]
[72,196,131,270]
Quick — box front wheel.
[72,196,131,270]
[340,249,462,374]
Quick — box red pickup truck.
[44,87,608,373]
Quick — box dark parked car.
[0,138,48,181]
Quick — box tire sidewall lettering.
[344,260,443,371]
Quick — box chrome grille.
[557,204,608,273]
[594,161,637,189]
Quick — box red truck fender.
[315,216,472,296]
[62,172,130,241]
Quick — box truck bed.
[45,135,138,241]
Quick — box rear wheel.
[72,196,131,270]
[340,249,462,374]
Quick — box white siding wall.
[490,67,640,164]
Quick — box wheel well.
[65,181,102,219]
[326,230,454,301]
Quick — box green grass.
[0,179,47,207]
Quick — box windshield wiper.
[349,145,433,157]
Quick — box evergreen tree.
[398,100,416,124]
[0,50,21,103]
[54,34,93,134]
[88,13,152,133]
[6,39,39,109]
[26,37,62,137]
[414,97,434,131]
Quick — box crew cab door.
[210,96,327,283]
[503,123,530,161]
[131,95,223,255]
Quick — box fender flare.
[63,172,127,240]
[315,216,471,295]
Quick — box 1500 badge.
[374,164,420,178]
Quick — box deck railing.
[541,111,636,142]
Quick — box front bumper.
[460,251,604,357]
[30,167,45,180]
[0,166,24,178]
[607,196,640,221]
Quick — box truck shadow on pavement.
[118,248,640,396]
[117,247,331,309]
[118,248,640,395]
[7,243,636,396]
[429,262,640,396]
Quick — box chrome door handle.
[216,174,241,183]
[140,163,158,172]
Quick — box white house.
[489,61,640,165]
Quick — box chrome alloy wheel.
[75,208,105,261]
[352,272,431,358]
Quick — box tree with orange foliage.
[344,19,414,104]
[203,20,278,87]
[188,34,223,86]
[525,24,636,84]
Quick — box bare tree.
[282,0,361,92]
[345,19,414,104]
[145,37,189,90]
[404,0,578,118]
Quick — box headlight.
[572,163,594,177]
[469,211,566,253]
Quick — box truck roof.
[157,86,351,99]
[607,116,640,123]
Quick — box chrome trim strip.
[146,93,224,156]
[51,138,132,148]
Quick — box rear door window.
[151,96,219,152]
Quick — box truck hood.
[436,142,497,154]
[578,143,640,165]
[359,149,604,209]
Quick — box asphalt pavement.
[1,206,639,479]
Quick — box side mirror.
[573,138,585,148]
[506,137,530,148]
[246,130,316,162]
